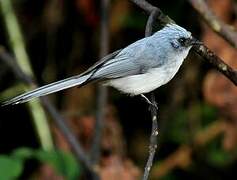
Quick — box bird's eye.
[178,37,186,45]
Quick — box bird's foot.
[141,94,158,110]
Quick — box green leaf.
[0,155,23,180]
[35,150,81,180]
[12,147,34,161]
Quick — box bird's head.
[158,24,201,52]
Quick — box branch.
[143,94,159,180]
[188,0,237,49]
[0,47,98,179]
[194,44,237,85]
[130,0,237,86]
[142,8,160,180]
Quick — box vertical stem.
[142,9,159,180]
[0,0,32,75]
[90,0,110,164]
[142,94,158,180]
[0,0,54,151]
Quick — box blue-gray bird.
[2,24,200,106]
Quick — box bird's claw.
[148,101,158,111]
[141,94,158,110]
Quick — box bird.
[2,23,201,106]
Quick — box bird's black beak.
[189,37,202,46]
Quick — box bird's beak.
[189,37,202,46]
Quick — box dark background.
[0,0,237,179]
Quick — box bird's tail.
[2,74,91,106]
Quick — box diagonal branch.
[194,44,237,84]
[188,0,237,49]
[130,0,237,86]
[0,47,98,179]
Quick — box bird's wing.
[92,37,163,79]
[80,49,122,76]
[92,54,142,79]
[2,50,122,106]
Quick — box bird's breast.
[106,48,190,95]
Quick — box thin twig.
[142,8,160,180]
[0,47,98,179]
[188,0,237,49]
[130,0,237,86]
[143,94,159,180]
[90,0,110,164]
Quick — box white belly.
[106,65,178,95]
[105,49,190,95]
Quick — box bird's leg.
[141,94,158,110]
[141,94,152,104]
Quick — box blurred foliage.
[166,103,217,144]
[203,136,236,168]
[0,0,237,179]
[0,148,80,179]
[123,12,147,29]
[200,103,218,126]
[0,155,22,180]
